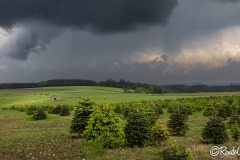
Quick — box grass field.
[1,109,240,160]
[0,86,239,107]
[1,86,240,159]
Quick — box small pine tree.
[83,103,125,148]
[33,107,47,120]
[25,105,37,115]
[230,124,240,141]
[124,109,153,147]
[53,105,62,114]
[215,105,231,120]
[167,107,189,136]
[203,107,214,116]
[59,105,70,116]
[47,105,55,114]
[153,105,164,116]
[228,114,240,126]
[69,96,96,137]
[201,116,229,144]
[160,142,192,160]
[152,120,170,145]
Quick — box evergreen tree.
[228,114,240,126]
[83,103,125,148]
[230,124,240,141]
[59,105,70,116]
[124,109,153,147]
[167,107,189,136]
[33,107,47,120]
[201,116,229,144]
[152,120,170,145]
[69,96,96,137]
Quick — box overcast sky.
[0,0,240,84]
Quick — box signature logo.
[210,146,240,156]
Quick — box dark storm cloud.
[1,22,61,60]
[0,0,178,33]
[216,0,240,2]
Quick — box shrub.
[167,107,189,136]
[18,107,25,112]
[53,105,62,114]
[143,108,158,126]
[25,105,37,115]
[123,106,134,118]
[215,105,231,120]
[159,142,192,160]
[201,116,229,144]
[33,107,47,120]
[153,104,164,116]
[47,105,55,114]
[83,103,125,148]
[9,105,16,110]
[228,114,240,126]
[59,105,70,116]
[230,124,240,141]
[124,109,153,147]
[69,96,96,137]
[203,107,214,116]
[115,103,124,114]
[152,120,170,145]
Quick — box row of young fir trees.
[69,96,192,159]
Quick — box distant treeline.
[1,79,240,93]
[0,79,163,94]
[164,84,240,93]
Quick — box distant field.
[0,86,240,107]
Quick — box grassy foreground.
[0,86,238,107]
[1,108,240,160]
[1,86,240,159]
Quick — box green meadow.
[1,86,240,159]
[0,86,237,107]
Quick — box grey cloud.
[1,22,62,60]
[0,0,178,60]
[0,0,178,33]
[215,0,240,2]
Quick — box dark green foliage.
[41,105,49,111]
[54,105,62,114]
[231,101,239,114]
[143,108,158,126]
[230,124,240,141]
[123,106,134,118]
[25,105,37,115]
[33,107,47,120]
[114,103,124,114]
[153,104,164,116]
[83,103,125,148]
[228,114,240,126]
[237,107,240,115]
[203,107,214,116]
[69,96,96,137]
[201,116,229,144]
[18,107,25,112]
[124,109,153,147]
[167,105,175,113]
[9,105,16,110]
[215,105,231,120]
[47,105,55,114]
[152,120,170,145]
[59,105,70,116]
[159,142,192,160]
[167,107,189,136]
